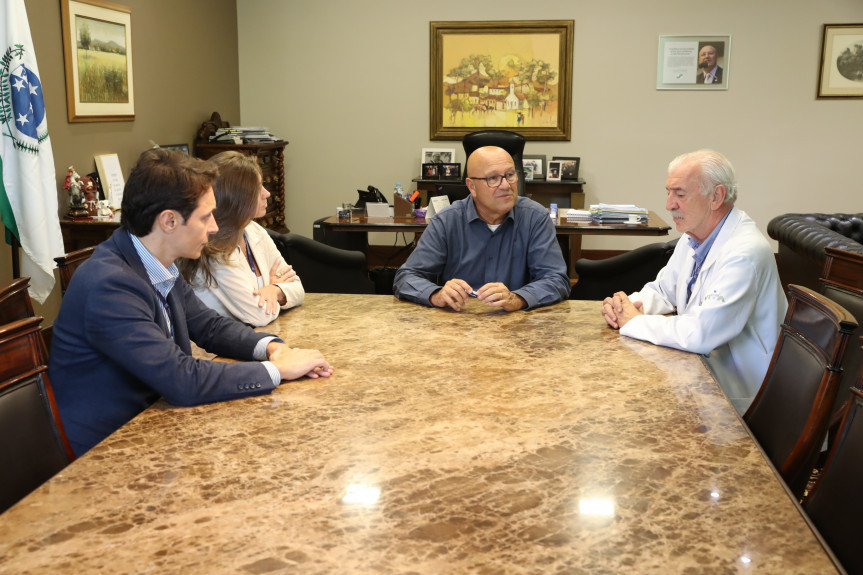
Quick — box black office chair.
[0,316,76,513]
[743,284,858,498]
[462,130,526,196]
[266,229,375,294]
[569,239,678,300]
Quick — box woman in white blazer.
[179,151,304,326]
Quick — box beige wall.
[1,0,241,322]
[237,0,863,249]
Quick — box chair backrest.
[569,239,678,300]
[266,229,375,294]
[462,130,526,196]
[0,316,75,513]
[820,247,863,420]
[54,246,96,295]
[802,383,863,575]
[0,276,35,326]
[743,284,858,497]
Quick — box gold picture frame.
[61,0,135,122]
[430,20,573,141]
[817,23,863,99]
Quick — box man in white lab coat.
[602,149,787,414]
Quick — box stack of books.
[565,209,592,222]
[589,203,648,223]
[209,126,280,143]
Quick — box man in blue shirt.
[50,148,333,455]
[393,146,570,311]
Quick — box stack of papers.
[565,209,592,221]
[210,126,280,143]
[589,203,648,223]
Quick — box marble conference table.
[0,295,839,574]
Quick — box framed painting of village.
[430,20,573,141]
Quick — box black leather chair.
[569,239,678,300]
[266,229,375,294]
[0,316,75,513]
[802,382,863,575]
[743,284,858,498]
[462,130,526,196]
[820,248,863,425]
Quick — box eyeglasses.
[467,172,519,188]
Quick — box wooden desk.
[0,295,839,573]
[59,212,123,252]
[319,212,672,276]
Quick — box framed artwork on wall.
[817,24,863,99]
[656,35,731,90]
[430,20,574,141]
[61,0,135,122]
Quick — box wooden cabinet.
[194,140,289,232]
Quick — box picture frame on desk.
[422,163,440,179]
[61,0,135,122]
[522,155,546,179]
[422,147,456,165]
[439,163,461,180]
[523,164,534,182]
[547,160,562,182]
[552,156,580,180]
[159,143,190,154]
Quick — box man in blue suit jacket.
[50,149,333,456]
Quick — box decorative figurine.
[64,165,89,217]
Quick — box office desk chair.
[463,130,526,196]
[54,246,96,296]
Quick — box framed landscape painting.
[61,0,135,122]
[430,20,574,141]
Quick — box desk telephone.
[355,185,387,208]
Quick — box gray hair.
[668,149,738,204]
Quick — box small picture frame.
[553,156,580,181]
[440,163,461,180]
[656,35,731,90]
[421,147,456,165]
[817,24,863,99]
[523,164,535,182]
[547,160,562,182]
[422,163,440,179]
[159,143,190,154]
[522,154,546,179]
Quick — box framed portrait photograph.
[522,154,546,179]
[422,163,440,179]
[61,0,135,122]
[430,20,574,141]
[422,147,456,165]
[523,164,534,182]
[817,24,863,99]
[656,35,731,90]
[552,156,580,180]
[547,160,562,182]
[440,163,461,180]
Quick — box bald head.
[466,146,513,178]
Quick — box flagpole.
[10,234,20,279]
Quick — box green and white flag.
[0,0,64,303]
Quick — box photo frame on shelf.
[817,24,863,99]
[440,163,461,180]
[61,0,135,122]
[522,154,546,179]
[94,152,125,208]
[552,156,580,181]
[523,164,534,182]
[656,35,731,90]
[159,143,190,154]
[547,160,562,182]
[422,163,440,179]
[430,20,573,141]
[422,147,456,165]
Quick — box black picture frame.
[160,143,190,154]
[422,163,440,179]
[552,156,580,180]
[440,163,461,180]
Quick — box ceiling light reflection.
[578,498,615,516]
[740,555,752,564]
[341,483,381,506]
[710,491,720,500]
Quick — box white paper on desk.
[95,153,125,209]
[426,195,450,219]
[365,202,390,217]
